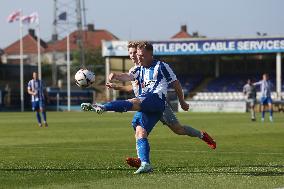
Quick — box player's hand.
[108,73,116,81]
[106,82,117,89]
[180,100,189,111]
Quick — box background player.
[253,73,274,122]
[243,79,257,121]
[27,72,48,127]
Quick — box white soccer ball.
[75,69,95,88]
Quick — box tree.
[71,47,105,76]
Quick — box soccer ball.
[75,69,95,88]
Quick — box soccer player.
[243,79,257,121]
[82,41,215,173]
[253,73,274,122]
[106,42,216,168]
[82,42,174,173]
[27,72,48,127]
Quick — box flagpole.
[19,10,24,112]
[67,31,71,111]
[37,15,42,80]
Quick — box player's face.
[128,47,138,64]
[137,48,153,66]
[263,74,268,80]
[33,72,38,80]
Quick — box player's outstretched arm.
[172,80,189,111]
[109,72,134,82]
[253,81,262,86]
[106,82,133,93]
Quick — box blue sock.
[103,100,133,112]
[42,111,47,122]
[262,111,265,118]
[269,109,273,117]
[36,112,41,124]
[137,138,150,163]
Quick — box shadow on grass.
[0,167,133,172]
[0,165,283,177]
[156,164,284,176]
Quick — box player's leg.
[81,94,165,114]
[126,112,142,168]
[260,97,266,122]
[160,103,201,137]
[81,99,137,113]
[268,97,273,122]
[39,101,48,127]
[161,104,216,149]
[250,99,256,121]
[133,111,161,174]
[33,101,42,127]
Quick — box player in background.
[243,79,257,121]
[253,73,274,122]
[106,41,216,168]
[27,72,48,127]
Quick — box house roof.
[4,25,119,54]
[47,28,119,52]
[4,29,47,54]
[171,25,192,39]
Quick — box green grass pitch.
[0,112,283,189]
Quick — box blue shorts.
[32,101,45,111]
[139,93,165,113]
[260,97,273,105]
[132,111,162,134]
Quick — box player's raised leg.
[81,93,165,114]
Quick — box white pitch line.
[1,146,284,155]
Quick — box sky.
[1,0,284,48]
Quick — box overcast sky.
[0,0,283,48]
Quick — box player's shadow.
[0,167,134,172]
[0,165,283,176]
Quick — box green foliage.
[71,48,105,76]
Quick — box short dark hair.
[137,41,153,53]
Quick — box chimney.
[28,29,35,37]
[181,25,187,32]
[87,24,95,31]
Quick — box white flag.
[29,12,39,24]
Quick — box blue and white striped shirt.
[253,80,273,98]
[27,79,45,102]
[129,65,140,97]
[130,60,177,101]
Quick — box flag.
[21,15,31,24]
[7,10,21,23]
[58,12,67,21]
[21,12,39,25]
[29,12,39,24]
